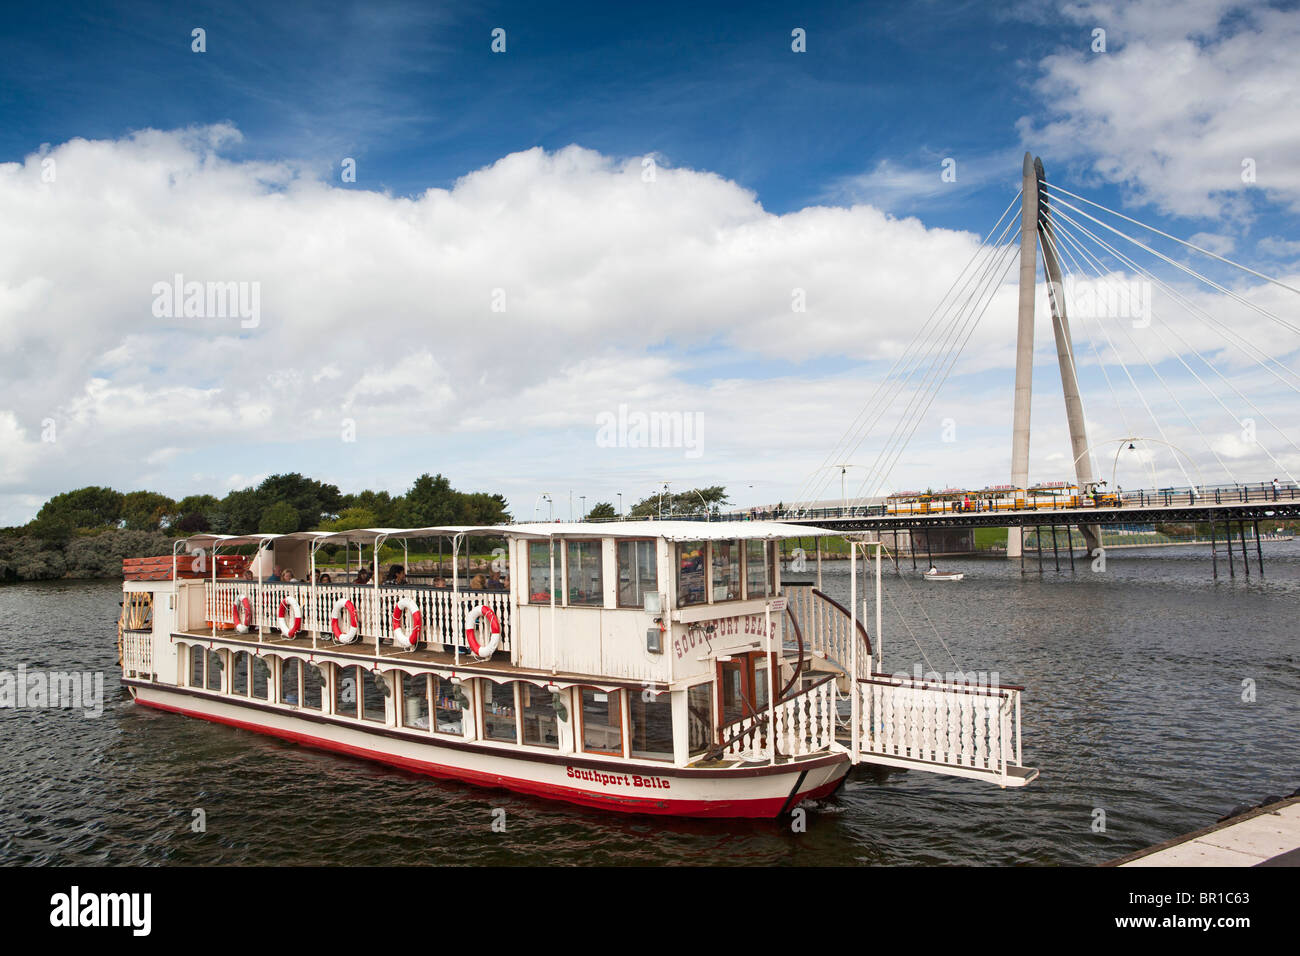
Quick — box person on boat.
[383,564,404,585]
[267,567,282,583]
[487,570,505,590]
[469,573,486,589]
[318,572,332,585]
[432,575,448,588]
[928,565,938,574]
[354,568,373,585]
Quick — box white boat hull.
[125,681,850,818]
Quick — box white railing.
[784,584,871,679]
[857,675,1023,786]
[121,630,153,678]
[722,677,837,760]
[205,581,512,653]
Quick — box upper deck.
[158,519,845,686]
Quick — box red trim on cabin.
[133,696,843,819]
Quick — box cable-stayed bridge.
[776,152,1299,574]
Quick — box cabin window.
[189,646,204,687]
[630,692,674,761]
[617,540,658,607]
[302,662,324,710]
[711,540,742,601]
[232,651,250,696]
[580,688,623,756]
[206,651,223,692]
[566,540,603,606]
[251,656,271,700]
[281,658,300,705]
[481,680,518,743]
[745,540,771,598]
[362,670,388,723]
[527,542,555,604]
[754,656,771,711]
[520,683,560,749]
[687,683,714,755]
[432,676,464,736]
[676,541,707,606]
[336,665,361,719]
[402,673,431,730]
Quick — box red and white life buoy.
[391,598,421,649]
[231,593,253,633]
[330,598,359,644]
[277,596,302,637]
[464,604,501,658]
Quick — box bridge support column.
[1239,522,1250,578]
[1254,520,1264,575]
[1008,153,1038,559]
[1210,518,1218,578]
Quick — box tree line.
[0,473,511,582]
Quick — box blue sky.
[1,0,1298,523]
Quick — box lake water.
[1,541,1297,866]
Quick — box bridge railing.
[716,480,1297,522]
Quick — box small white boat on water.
[924,567,965,582]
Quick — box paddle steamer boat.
[117,521,1036,818]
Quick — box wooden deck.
[174,628,669,690]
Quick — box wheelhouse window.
[433,676,463,736]
[566,540,603,606]
[581,688,623,756]
[617,540,658,608]
[711,540,741,601]
[527,542,555,604]
[630,692,674,761]
[402,673,431,730]
[520,683,560,749]
[280,658,300,705]
[745,540,772,598]
[676,541,707,606]
[481,680,518,742]
[336,665,360,719]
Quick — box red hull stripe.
[134,696,843,818]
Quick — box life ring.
[277,596,302,637]
[391,598,421,649]
[232,593,253,633]
[464,604,501,658]
[330,598,359,644]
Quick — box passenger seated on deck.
[432,576,448,588]
[487,570,504,590]
[318,573,332,585]
[268,567,282,583]
[354,568,372,585]
[469,573,486,589]
[383,564,405,585]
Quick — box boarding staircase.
[780,583,1038,788]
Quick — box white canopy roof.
[178,519,839,548]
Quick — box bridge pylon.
[1008,153,1100,558]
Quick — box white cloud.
[0,122,1294,524]
[1020,0,1300,218]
